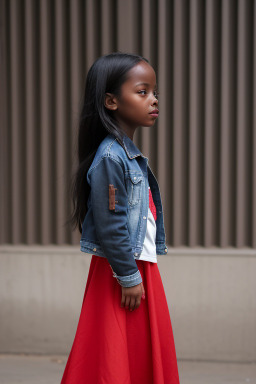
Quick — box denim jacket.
[80,133,168,287]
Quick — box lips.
[149,109,159,117]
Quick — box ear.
[105,93,118,111]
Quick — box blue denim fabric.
[80,134,168,287]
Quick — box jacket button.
[164,248,168,253]
[134,176,137,180]
[143,216,147,220]
[134,253,138,256]
[93,248,97,252]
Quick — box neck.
[115,119,137,141]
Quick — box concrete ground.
[0,355,256,384]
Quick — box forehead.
[125,61,156,86]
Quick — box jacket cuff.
[112,269,142,287]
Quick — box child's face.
[113,61,159,131]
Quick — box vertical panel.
[220,0,237,246]
[141,0,153,160]
[204,0,221,246]
[141,0,158,174]
[40,0,54,244]
[85,0,101,70]
[157,0,168,189]
[55,0,70,244]
[188,0,204,246]
[253,0,256,248]
[9,0,26,243]
[157,0,173,240]
[0,0,10,243]
[25,0,39,243]
[101,0,116,54]
[236,0,253,247]
[173,0,189,246]
[116,0,142,149]
[69,0,84,244]
[117,0,141,54]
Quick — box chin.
[147,121,156,127]
[144,122,156,127]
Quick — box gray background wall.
[1,245,256,362]
[1,0,256,247]
[0,0,256,362]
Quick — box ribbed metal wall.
[0,0,255,247]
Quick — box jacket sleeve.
[89,155,142,288]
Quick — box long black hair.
[70,52,148,233]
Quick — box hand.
[121,282,145,311]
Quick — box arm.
[89,155,142,288]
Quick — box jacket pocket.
[125,173,143,207]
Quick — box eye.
[153,90,159,99]
[138,90,147,95]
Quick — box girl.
[61,52,180,384]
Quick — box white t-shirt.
[134,188,157,263]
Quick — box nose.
[151,94,158,106]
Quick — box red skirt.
[60,255,180,384]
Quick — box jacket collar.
[118,133,148,161]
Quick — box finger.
[129,296,136,311]
[125,295,131,309]
[135,295,141,309]
[121,291,126,308]
[141,283,145,299]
